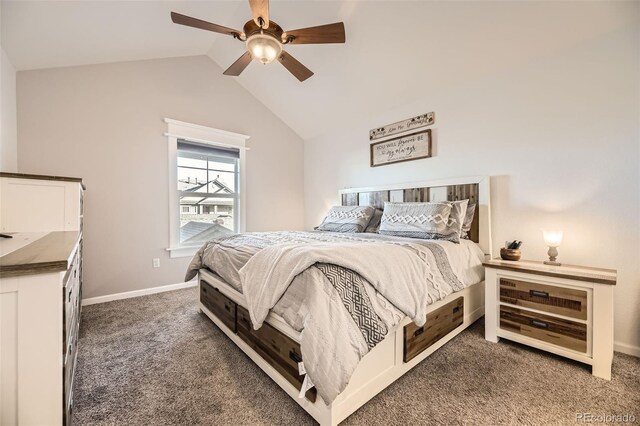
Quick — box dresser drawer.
[404,297,464,362]
[236,306,317,402]
[500,305,587,353]
[200,280,237,332]
[64,315,79,416]
[500,278,587,320]
[64,258,81,350]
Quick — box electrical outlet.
[152,258,160,268]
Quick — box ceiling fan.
[171,1,345,82]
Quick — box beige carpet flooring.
[73,287,639,425]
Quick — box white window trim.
[165,118,250,258]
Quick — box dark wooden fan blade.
[284,22,345,44]
[223,51,253,76]
[249,0,269,28]
[278,51,313,82]
[171,12,241,38]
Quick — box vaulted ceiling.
[2,1,637,139]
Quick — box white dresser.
[0,172,85,426]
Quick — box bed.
[188,176,492,426]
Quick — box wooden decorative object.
[370,129,432,167]
[369,112,434,141]
[500,248,521,261]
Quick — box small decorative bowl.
[500,248,521,261]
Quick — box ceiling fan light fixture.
[246,33,282,64]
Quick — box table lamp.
[542,229,563,266]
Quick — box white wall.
[304,23,640,352]
[17,55,304,298]
[1,46,18,172]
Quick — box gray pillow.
[365,208,383,233]
[316,205,375,233]
[460,202,476,240]
[443,199,469,243]
[379,202,452,240]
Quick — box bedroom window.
[177,140,240,244]
[165,118,249,258]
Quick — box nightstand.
[483,259,616,380]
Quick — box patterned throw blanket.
[185,231,476,404]
[316,263,388,349]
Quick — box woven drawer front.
[500,305,587,353]
[404,297,464,362]
[500,278,587,320]
[236,306,316,403]
[200,280,237,332]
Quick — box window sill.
[166,246,201,258]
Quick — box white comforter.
[241,241,432,329]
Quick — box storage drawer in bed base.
[200,280,237,333]
[199,282,316,403]
[404,297,464,362]
[236,306,317,403]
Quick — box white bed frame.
[198,176,492,426]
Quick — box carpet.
[73,287,639,425]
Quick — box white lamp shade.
[246,33,282,64]
[542,229,563,247]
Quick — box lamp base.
[544,260,562,266]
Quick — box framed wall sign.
[370,129,432,167]
[369,112,434,141]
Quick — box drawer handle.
[452,306,460,314]
[224,303,231,313]
[202,286,208,293]
[68,289,72,303]
[289,350,302,363]
[530,319,549,329]
[529,290,549,299]
[414,327,424,337]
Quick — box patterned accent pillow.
[460,202,476,240]
[443,199,469,243]
[316,205,375,233]
[365,208,383,233]
[379,202,452,240]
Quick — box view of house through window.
[177,140,239,245]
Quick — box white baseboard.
[82,280,197,306]
[614,341,640,358]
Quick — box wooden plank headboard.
[338,176,492,256]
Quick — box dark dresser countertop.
[0,172,86,189]
[0,231,81,278]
